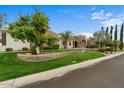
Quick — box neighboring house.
[58,35,87,49]
[0,30,30,51]
[0,29,93,51]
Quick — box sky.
[1,5,124,37]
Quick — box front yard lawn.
[0,51,105,82]
[42,48,84,53]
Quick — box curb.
[0,52,124,88]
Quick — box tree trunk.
[64,41,67,49]
[36,47,40,54]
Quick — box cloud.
[91,10,124,27]
[91,10,112,21]
[101,18,123,27]
[79,32,93,38]
[91,7,96,11]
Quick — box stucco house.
[0,30,30,51]
[58,35,87,49]
[0,29,94,51]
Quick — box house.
[0,30,30,51]
[0,29,92,51]
[58,35,87,49]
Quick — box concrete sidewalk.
[0,52,124,88]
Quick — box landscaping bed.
[0,51,105,82]
[17,51,84,62]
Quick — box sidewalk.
[0,52,124,88]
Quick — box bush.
[105,47,112,51]
[6,48,13,52]
[52,44,59,49]
[86,45,98,48]
[44,44,60,50]
[43,47,52,50]
[22,47,29,51]
[97,48,106,52]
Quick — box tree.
[46,35,58,48]
[114,24,118,41]
[119,23,124,50]
[105,27,111,47]
[110,26,113,41]
[114,24,118,51]
[60,30,73,49]
[105,27,109,35]
[8,9,49,54]
[109,26,114,52]
[93,30,106,48]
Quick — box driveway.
[21,54,124,88]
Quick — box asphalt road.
[21,54,124,88]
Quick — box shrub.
[105,47,112,51]
[22,47,29,51]
[52,44,59,49]
[97,48,105,52]
[6,48,13,52]
[44,44,60,50]
[86,45,98,48]
[43,47,52,50]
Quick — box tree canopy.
[8,9,49,54]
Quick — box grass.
[41,48,84,53]
[0,51,105,82]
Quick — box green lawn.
[0,51,105,82]
[42,48,85,53]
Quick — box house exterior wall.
[67,41,73,49]
[57,39,73,49]
[0,33,30,51]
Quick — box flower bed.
[17,51,84,62]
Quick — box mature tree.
[105,27,111,46]
[101,26,104,31]
[46,35,58,48]
[114,24,118,41]
[105,27,109,35]
[119,23,124,50]
[110,26,113,41]
[8,9,49,54]
[109,26,114,52]
[60,30,73,49]
[114,24,118,51]
[93,30,106,48]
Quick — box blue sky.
[1,5,124,37]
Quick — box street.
[21,54,124,88]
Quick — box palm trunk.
[64,41,67,49]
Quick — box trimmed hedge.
[97,48,105,52]
[22,47,29,51]
[86,45,98,48]
[44,44,60,50]
[6,48,13,52]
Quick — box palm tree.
[60,30,73,49]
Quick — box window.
[0,32,6,46]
